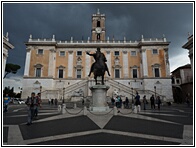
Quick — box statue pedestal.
[89,85,110,112]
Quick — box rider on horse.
[86,48,110,77]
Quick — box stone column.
[141,49,148,77]
[67,50,73,78]
[48,49,55,77]
[122,50,129,78]
[24,48,31,76]
[85,49,91,77]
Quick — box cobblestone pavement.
[3,102,193,146]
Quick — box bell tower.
[91,9,106,41]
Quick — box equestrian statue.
[86,48,110,85]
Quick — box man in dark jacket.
[25,92,38,125]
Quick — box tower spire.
[97,8,100,14]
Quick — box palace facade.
[22,10,173,102]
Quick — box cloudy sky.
[3,2,193,89]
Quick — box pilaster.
[122,50,129,78]
[141,48,148,77]
[68,50,74,78]
[24,47,32,76]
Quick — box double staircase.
[53,79,169,103]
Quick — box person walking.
[25,92,37,125]
[143,95,147,110]
[150,95,155,110]
[3,94,11,112]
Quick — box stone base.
[71,96,83,102]
[89,85,110,112]
[90,106,110,112]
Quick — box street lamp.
[62,87,65,104]
[154,86,156,98]
[39,86,42,100]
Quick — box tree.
[3,86,15,97]
[4,63,21,79]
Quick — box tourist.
[25,92,37,125]
[186,93,191,107]
[143,95,147,110]
[150,95,155,109]
[48,98,51,105]
[135,92,141,106]
[55,98,58,105]
[125,97,129,108]
[157,96,161,110]
[3,94,11,112]
[51,98,54,105]
[34,93,41,117]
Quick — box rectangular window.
[152,49,158,54]
[36,68,41,77]
[115,69,120,78]
[131,51,136,56]
[59,51,65,56]
[114,51,119,56]
[58,69,63,78]
[38,49,43,55]
[133,69,138,78]
[76,69,82,78]
[77,51,82,56]
[154,68,160,77]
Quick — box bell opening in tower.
[97,21,100,27]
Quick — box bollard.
[113,106,118,115]
[62,104,66,114]
[74,103,77,109]
[83,106,87,115]
[138,105,141,112]
[58,105,62,113]
[134,105,137,114]
[121,104,124,109]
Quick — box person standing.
[25,92,37,125]
[135,92,140,106]
[48,98,51,105]
[34,93,41,118]
[157,96,161,110]
[143,95,147,110]
[55,98,58,105]
[186,93,191,107]
[150,95,155,110]
[3,94,11,112]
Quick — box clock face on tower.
[95,27,102,33]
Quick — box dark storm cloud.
[3,2,193,77]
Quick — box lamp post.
[154,86,156,98]
[62,87,65,104]
[40,86,42,95]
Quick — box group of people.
[142,94,162,110]
[48,98,58,105]
[110,92,163,111]
[111,96,130,108]
[25,92,42,125]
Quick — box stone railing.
[28,38,167,44]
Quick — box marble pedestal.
[89,85,110,112]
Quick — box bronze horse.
[86,48,110,85]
